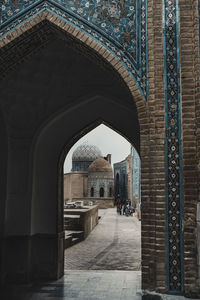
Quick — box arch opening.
[99,187,104,198]
[90,188,94,198]
[27,27,146,288]
[62,123,141,295]
[109,187,112,198]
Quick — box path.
[65,208,141,271]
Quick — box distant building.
[88,157,114,199]
[114,147,141,219]
[131,146,141,220]
[64,143,114,208]
[114,159,129,204]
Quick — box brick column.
[141,0,167,292]
[179,0,200,297]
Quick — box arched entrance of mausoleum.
[1,1,195,296]
[0,18,162,294]
[24,25,157,293]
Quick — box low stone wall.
[72,197,114,209]
[64,205,98,239]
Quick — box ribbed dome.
[88,157,113,173]
[72,143,102,162]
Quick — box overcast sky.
[64,124,132,173]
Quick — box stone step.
[65,230,84,249]
[64,235,73,249]
[72,237,80,246]
[65,230,84,239]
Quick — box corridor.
[65,208,141,271]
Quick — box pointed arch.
[0,13,147,115]
[0,1,148,99]
[99,187,104,198]
[0,13,151,289]
[90,187,94,198]
[31,93,141,232]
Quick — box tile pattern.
[0,0,148,98]
[199,0,200,46]
[72,143,102,172]
[163,0,184,293]
[72,143,102,162]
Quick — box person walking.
[116,195,122,215]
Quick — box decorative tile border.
[163,0,184,293]
[0,0,148,99]
[199,0,200,47]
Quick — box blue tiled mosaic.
[0,0,148,99]
[163,0,184,293]
[199,0,200,48]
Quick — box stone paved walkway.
[65,208,141,271]
[1,271,199,300]
[1,209,199,300]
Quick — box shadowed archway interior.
[0,23,142,284]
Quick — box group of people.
[116,197,135,216]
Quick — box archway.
[99,188,104,198]
[0,1,199,297]
[63,125,141,297]
[90,188,94,198]
[109,187,112,198]
[16,22,146,282]
[32,92,142,280]
[0,18,153,292]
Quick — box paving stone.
[1,271,198,300]
[65,208,141,271]
[0,209,198,299]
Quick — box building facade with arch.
[0,0,199,298]
[114,148,141,219]
[88,157,114,199]
[64,143,114,207]
[114,158,128,204]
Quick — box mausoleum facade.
[64,143,114,207]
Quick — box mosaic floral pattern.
[163,0,184,293]
[0,0,148,98]
[100,0,126,23]
[199,0,200,48]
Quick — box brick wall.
[179,0,200,296]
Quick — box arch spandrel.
[0,0,148,99]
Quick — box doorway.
[63,124,141,298]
